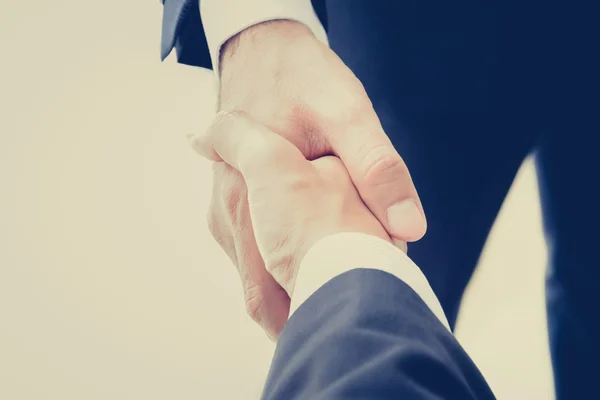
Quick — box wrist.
[284,227,391,297]
[219,20,322,81]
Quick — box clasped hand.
[190,111,419,340]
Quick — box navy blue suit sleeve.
[261,269,496,399]
[159,0,328,69]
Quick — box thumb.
[329,121,427,242]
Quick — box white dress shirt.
[293,232,451,330]
[200,1,449,330]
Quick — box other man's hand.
[190,112,392,340]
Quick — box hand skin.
[191,111,393,340]
[198,20,426,340]
[218,20,426,241]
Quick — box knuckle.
[212,110,231,126]
[312,156,351,184]
[263,234,297,288]
[223,191,241,223]
[220,172,245,222]
[360,145,407,187]
[213,109,244,128]
[243,284,266,323]
[319,82,372,126]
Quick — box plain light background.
[1,1,554,399]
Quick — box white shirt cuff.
[290,232,451,331]
[200,0,328,76]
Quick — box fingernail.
[386,199,426,241]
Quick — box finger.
[328,116,427,242]
[188,110,307,180]
[207,162,238,266]
[226,168,290,340]
[237,237,291,342]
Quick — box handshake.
[189,111,426,340]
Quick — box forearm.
[220,20,317,77]
[201,0,327,74]
[263,267,495,399]
[260,233,494,398]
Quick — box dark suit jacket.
[160,0,327,69]
[262,268,496,399]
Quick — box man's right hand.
[192,111,394,339]
[203,20,426,338]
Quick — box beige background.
[1,1,554,399]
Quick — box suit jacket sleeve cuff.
[200,0,328,77]
[290,232,451,331]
